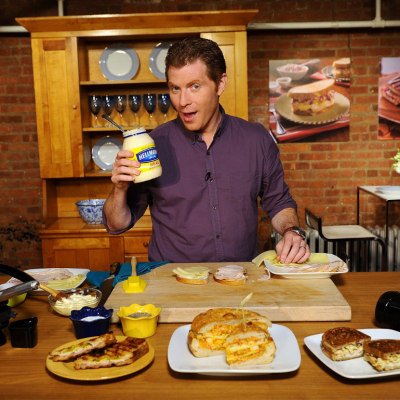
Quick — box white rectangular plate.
[5,268,90,293]
[305,328,400,379]
[264,253,348,279]
[168,324,300,376]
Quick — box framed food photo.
[269,58,351,143]
[378,57,400,140]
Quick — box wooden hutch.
[16,11,257,270]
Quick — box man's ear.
[217,73,227,96]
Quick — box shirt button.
[216,235,220,239]
[210,179,214,182]
[195,135,199,140]
[213,206,217,210]
[207,151,210,155]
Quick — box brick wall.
[0,0,400,267]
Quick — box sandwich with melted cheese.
[188,308,272,357]
[213,265,247,286]
[363,339,400,371]
[381,75,400,106]
[332,58,351,79]
[287,79,335,116]
[321,327,371,361]
[225,322,276,366]
[173,266,211,284]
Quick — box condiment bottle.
[122,127,162,183]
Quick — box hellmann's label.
[128,143,161,173]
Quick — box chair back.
[305,208,320,232]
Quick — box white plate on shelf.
[264,253,348,279]
[305,328,400,379]
[168,324,300,376]
[99,43,139,81]
[376,186,400,195]
[149,42,174,79]
[3,268,90,293]
[92,136,122,170]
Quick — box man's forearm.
[271,207,300,235]
[103,186,132,232]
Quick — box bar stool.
[305,208,386,272]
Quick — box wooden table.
[1,272,400,400]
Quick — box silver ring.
[300,246,306,250]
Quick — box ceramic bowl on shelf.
[117,304,161,338]
[75,199,106,224]
[69,306,113,339]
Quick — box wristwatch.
[283,226,306,241]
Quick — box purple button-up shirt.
[104,107,297,262]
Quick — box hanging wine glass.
[115,95,127,127]
[102,95,115,127]
[143,93,157,127]
[158,93,171,123]
[128,94,141,127]
[88,95,102,127]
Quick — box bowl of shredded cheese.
[117,303,161,338]
[48,288,102,316]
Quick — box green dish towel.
[86,261,169,288]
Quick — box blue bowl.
[69,306,113,339]
[75,199,106,224]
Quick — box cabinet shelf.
[85,169,112,177]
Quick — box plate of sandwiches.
[46,332,154,380]
[274,79,350,125]
[322,58,351,82]
[305,326,400,379]
[261,252,348,279]
[378,73,400,123]
[168,308,301,376]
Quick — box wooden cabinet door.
[31,37,84,178]
[201,31,248,121]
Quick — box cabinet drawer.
[124,236,151,253]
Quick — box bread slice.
[225,322,276,366]
[176,274,209,285]
[287,79,335,100]
[188,308,272,358]
[363,339,400,371]
[213,265,247,285]
[321,327,371,361]
[213,275,247,285]
[173,266,210,285]
[332,58,350,68]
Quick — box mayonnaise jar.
[122,127,162,183]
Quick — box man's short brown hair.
[165,37,226,87]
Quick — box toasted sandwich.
[173,266,211,285]
[213,265,247,286]
[381,75,400,106]
[363,339,400,371]
[188,308,272,357]
[74,337,149,370]
[287,79,335,116]
[225,322,276,366]
[321,327,371,361]
[332,58,351,79]
[49,332,118,362]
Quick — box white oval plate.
[274,92,350,125]
[92,136,122,170]
[305,328,400,379]
[99,43,139,81]
[264,253,348,279]
[168,324,300,376]
[376,186,400,195]
[149,42,174,79]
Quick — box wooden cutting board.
[105,262,351,323]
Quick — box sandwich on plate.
[287,79,335,116]
[321,327,371,361]
[213,265,247,285]
[363,339,400,371]
[332,58,351,79]
[381,75,400,106]
[172,266,211,285]
[225,322,276,366]
[188,308,272,357]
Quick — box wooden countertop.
[2,272,400,399]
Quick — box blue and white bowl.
[70,306,113,339]
[75,199,106,224]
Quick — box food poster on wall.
[269,58,351,143]
[378,57,400,140]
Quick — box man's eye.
[193,84,200,90]
[172,86,179,91]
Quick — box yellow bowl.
[117,304,161,338]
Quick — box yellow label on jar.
[128,143,161,174]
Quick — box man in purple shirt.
[103,38,310,264]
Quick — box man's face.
[167,60,227,135]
